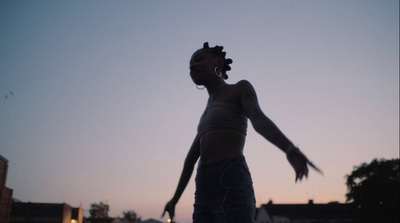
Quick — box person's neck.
[206,79,226,97]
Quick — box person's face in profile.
[189,49,219,85]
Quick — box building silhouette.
[255,200,360,223]
[0,155,13,223]
[10,202,83,223]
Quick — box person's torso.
[197,83,249,164]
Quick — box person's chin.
[192,78,204,86]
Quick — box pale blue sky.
[1,1,398,222]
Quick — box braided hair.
[202,42,233,80]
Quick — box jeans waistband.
[198,155,246,170]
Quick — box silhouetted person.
[162,42,321,223]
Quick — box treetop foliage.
[345,158,399,223]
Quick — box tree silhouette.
[122,210,141,222]
[89,202,112,223]
[345,158,399,223]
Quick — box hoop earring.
[214,67,222,78]
[196,85,205,90]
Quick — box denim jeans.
[193,156,256,223]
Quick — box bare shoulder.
[234,79,260,109]
[218,80,257,105]
[235,80,257,96]
[236,79,253,88]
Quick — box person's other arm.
[238,80,294,152]
[238,80,321,181]
[162,134,200,220]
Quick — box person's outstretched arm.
[238,80,322,181]
[162,135,200,220]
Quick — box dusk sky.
[0,1,398,222]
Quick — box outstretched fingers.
[289,148,322,182]
[295,169,300,182]
[305,164,309,178]
[307,159,323,174]
[295,167,304,182]
[161,202,175,221]
[161,207,168,218]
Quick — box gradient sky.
[0,1,398,222]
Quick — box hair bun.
[201,42,233,80]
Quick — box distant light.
[167,219,172,223]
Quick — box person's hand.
[161,200,176,221]
[286,146,322,182]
